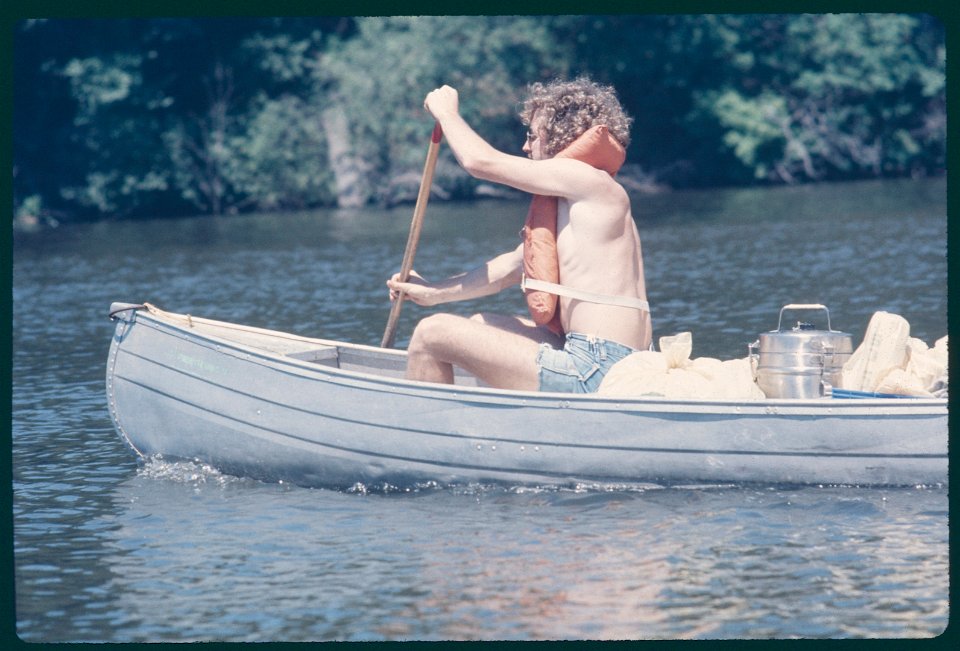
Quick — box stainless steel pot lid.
[755,304,852,354]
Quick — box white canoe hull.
[105,304,948,488]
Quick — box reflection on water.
[87,466,947,641]
[12,177,948,641]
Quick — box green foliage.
[242,32,323,85]
[688,14,946,182]
[318,16,567,203]
[707,90,786,179]
[62,54,143,120]
[225,94,336,210]
[12,15,946,222]
[56,51,178,216]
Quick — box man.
[387,78,652,392]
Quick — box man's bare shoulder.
[566,170,629,209]
[551,159,631,208]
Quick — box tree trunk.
[322,105,369,208]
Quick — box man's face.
[523,113,548,160]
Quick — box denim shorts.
[536,333,636,394]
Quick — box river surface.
[11,178,948,641]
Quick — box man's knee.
[410,313,463,351]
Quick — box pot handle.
[777,303,832,332]
[747,340,760,380]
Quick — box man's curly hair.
[520,77,632,157]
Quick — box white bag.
[598,332,765,400]
[841,311,910,392]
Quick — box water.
[11,177,948,640]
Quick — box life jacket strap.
[521,274,650,312]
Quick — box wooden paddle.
[381,122,443,349]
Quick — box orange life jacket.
[521,125,626,335]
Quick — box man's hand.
[387,270,438,307]
[424,85,460,121]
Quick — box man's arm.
[387,244,523,307]
[424,86,611,201]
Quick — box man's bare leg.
[467,312,563,347]
[405,313,559,390]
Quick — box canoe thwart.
[286,347,340,367]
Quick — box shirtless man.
[387,78,652,392]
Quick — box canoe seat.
[286,346,340,367]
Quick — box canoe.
[105,303,948,489]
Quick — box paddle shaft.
[381,122,443,349]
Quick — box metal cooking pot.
[749,304,853,399]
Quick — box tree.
[546,14,743,186]
[14,17,350,220]
[14,20,178,220]
[314,16,568,206]
[690,14,945,183]
[12,15,947,223]
[164,22,341,213]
